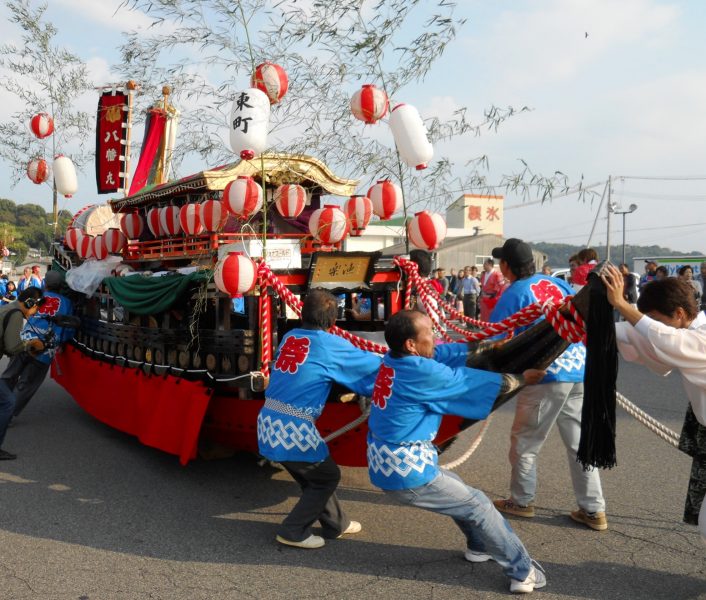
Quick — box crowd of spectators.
[0,265,45,304]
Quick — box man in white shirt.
[601,264,706,543]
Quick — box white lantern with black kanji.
[104,228,127,254]
[389,103,433,170]
[65,227,83,251]
[408,210,447,250]
[26,158,50,184]
[200,199,228,232]
[251,62,289,105]
[147,207,163,237]
[214,252,257,297]
[368,179,402,220]
[29,112,54,139]
[344,195,373,236]
[53,155,78,198]
[308,205,349,244]
[160,205,182,236]
[223,176,263,220]
[350,84,388,124]
[179,203,203,236]
[120,212,144,239]
[274,184,307,219]
[229,88,270,160]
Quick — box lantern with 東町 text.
[223,176,263,220]
[368,179,402,220]
[53,155,78,198]
[92,235,108,260]
[274,184,307,219]
[214,252,257,297]
[146,207,163,237]
[26,158,50,184]
[29,112,54,139]
[389,103,433,170]
[65,227,83,251]
[120,212,144,239]
[308,205,349,244]
[160,205,182,236]
[76,234,94,260]
[251,62,289,105]
[179,203,203,236]
[350,84,388,125]
[229,88,270,160]
[408,211,447,251]
[103,228,127,254]
[201,199,228,232]
[344,195,373,236]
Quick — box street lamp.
[611,203,638,265]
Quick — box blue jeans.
[384,469,532,581]
[0,378,17,447]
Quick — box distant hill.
[531,241,704,268]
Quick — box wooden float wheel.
[221,355,232,374]
[192,352,202,369]
[237,354,250,373]
[167,349,177,367]
[144,348,153,363]
[205,353,217,372]
[133,345,143,362]
[178,350,190,369]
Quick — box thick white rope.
[616,391,680,447]
[440,415,494,470]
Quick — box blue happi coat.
[490,274,585,383]
[257,328,382,463]
[21,291,74,364]
[367,343,502,490]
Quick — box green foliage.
[0,196,58,263]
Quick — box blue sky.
[1,0,705,256]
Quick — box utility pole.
[605,175,612,262]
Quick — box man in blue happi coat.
[257,289,382,549]
[367,309,547,594]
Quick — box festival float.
[49,77,607,470]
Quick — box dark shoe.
[0,449,17,460]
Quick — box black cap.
[491,238,534,269]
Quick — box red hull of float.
[53,345,466,468]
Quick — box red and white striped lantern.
[308,204,349,244]
[350,84,388,124]
[389,103,433,170]
[179,203,203,236]
[159,205,182,236]
[53,155,78,198]
[368,179,402,220]
[408,210,447,250]
[146,207,163,237]
[29,112,54,139]
[120,212,144,239]
[223,176,263,220]
[344,195,373,236]
[92,235,108,260]
[76,234,94,260]
[65,226,83,251]
[201,199,228,232]
[26,158,50,184]
[103,228,127,254]
[251,62,289,105]
[214,252,257,296]
[274,184,307,219]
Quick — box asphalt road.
[0,357,704,600]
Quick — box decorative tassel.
[577,266,618,469]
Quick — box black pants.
[2,352,50,417]
[278,455,349,542]
[463,294,477,320]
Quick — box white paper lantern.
[274,184,307,219]
[214,252,257,296]
[308,205,349,244]
[223,176,263,220]
[408,211,447,250]
[251,62,289,105]
[53,155,78,197]
[160,205,182,236]
[350,84,388,124]
[93,235,108,260]
[229,88,270,160]
[120,212,144,239]
[27,158,50,184]
[389,103,433,170]
[179,203,204,236]
[344,195,373,236]
[368,180,403,220]
[201,199,228,232]
[147,207,163,237]
[104,228,127,254]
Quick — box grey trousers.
[2,352,50,417]
[278,455,350,542]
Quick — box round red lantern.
[92,235,108,260]
[350,84,388,124]
[251,62,289,105]
[201,199,228,232]
[65,226,83,251]
[368,179,402,220]
[103,228,127,254]
[408,211,447,251]
[146,207,163,237]
[389,103,433,170]
[29,112,54,139]
[274,184,307,219]
[76,234,95,260]
[159,205,182,236]
[120,212,144,239]
[214,252,257,296]
[344,195,373,236]
[26,158,50,184]
[223,176,263,220]
[308,205,349,244]
[179,203,203,236]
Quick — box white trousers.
[508,381,606,514]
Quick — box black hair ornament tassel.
[576,264,619,469]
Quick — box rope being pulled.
[616,392,680,447]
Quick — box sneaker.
[510,563,547,593]
[0,449,17,460]
[464,549,494,563]
[570,508,608,531]
[494,498,535,518]
[275,534,325,549]
[337,520,362,537]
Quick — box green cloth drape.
[104,271,211,315]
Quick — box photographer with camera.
[3,271,76,427]
[0,286,46,459]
